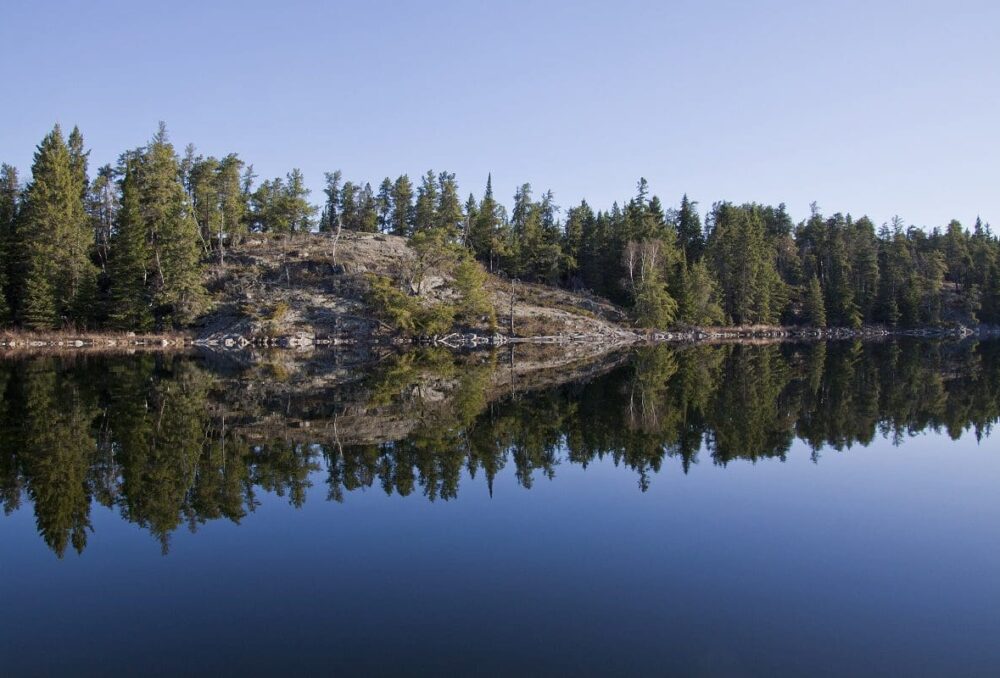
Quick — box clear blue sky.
[2,0,997,228]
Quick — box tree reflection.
[0,338,998,556]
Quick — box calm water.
[1,340,999,676]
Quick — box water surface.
[1,340,998,676]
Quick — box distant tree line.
[2,123,998,331]
[320,170,1000,329]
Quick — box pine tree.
[359,182,378,233]
[0,164,19,323]
[468,175,503,272]
[87,164,117,272]
[67,126,89,201]
[17,124,97,329]
[338,180,359,231]
[562,203,588,284]
[284,169,315,232]
[461,193,478,246]
[136,124,207,326]
[679,259,724,326]
[319,171,342,233]
[675,194,704,262]
[436,171,463,236]
[390,175,414,236]
[216,154,247,262]
[707,203,784,325]
[107,158,153,330]
[623,239,678,327]
[805,274,827,327]
[376,178,393,233]
[413,170,438,233]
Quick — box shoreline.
[1,323,997,353]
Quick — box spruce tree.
[436,171,463,236]
[805,274,827,327]
[468,175,503,272]
[676,194,704,262]
[283,169,315,232]
[359,182,378,233]
[0,164,19,323]
[137,124,207,326]
[376,178,393,233]
[706,203,783,325]
[87,164,117,272]
[413,170,438,233]
[17,124,97,329]
[107,159,153,330]
[679,259,725,326]
[319,171,342,232]
[390,175,414,236]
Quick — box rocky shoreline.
[1,323,997,352]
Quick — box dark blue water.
[1,341,998,676]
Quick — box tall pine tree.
[17,125,97,329]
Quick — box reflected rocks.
[1,339,998,556]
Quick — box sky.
[1,0,998,229]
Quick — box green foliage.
[367,273,456,336]
[707,203,785,325]
[0,164,18,324]
[16,125,98,328]
[250,168,316,233]
[679,260,725,326]
[368,273,419,332]
[107,160,153,330]
[1,127,999,334]
[187,152,246,260]
[137,125,208,326]
[452,255,496,329]
[805,274,827,327]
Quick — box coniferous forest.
[2,122,999,332]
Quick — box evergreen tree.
[390,175,414,236]
[376,178,393,233]
[622,239,678,328]
[319,171,342,232]
[468,175,504,272]
[707,203,784,324]
[107,158,153,330]
[359,182,379,233]
[461,193,478,246]
[675,194,704,262]
[679,259,724,326]
[87,164,117,272]
[67,125,89,201]
[339,180,359,230]
[436,171,463,236]
[135,124,207,326]
[562,202,588,285]
[0,164,19,323]
[805,274,827,327]
[284,169,315,232]
[17,124,97,329]
[413,170,439,233]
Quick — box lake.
[1,339,999,676]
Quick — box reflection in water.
[1,340,997,556]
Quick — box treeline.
[319,171,1000,328]
[0,123,315,330]
[3,122,999,331]
[2,340,998,556]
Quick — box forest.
[2,123,999,332]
